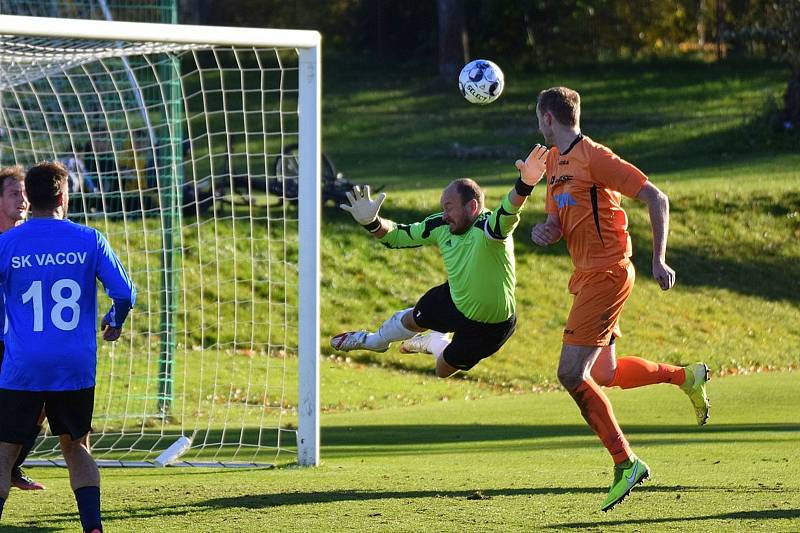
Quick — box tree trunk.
[715,0,724,60]
[696,0,705,47]
[180,0,212,25]
[779,1,800,127]
[784,72,800,128]
[437,0,469,79]
[376,0,385,60]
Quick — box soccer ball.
[458,59,505,105]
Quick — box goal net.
[0,15,321,467]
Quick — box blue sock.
[0,496,5,518]
[74,486,101,532]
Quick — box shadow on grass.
[0,526,60,533]
[321,423,800,447]
[627,189,800,304]
[187,484,748,509]
[329,59,799,181]
[327,195,800,307]
[22,483,797,529]
[548,509,800,529]
[652,246,800,304]
[94,486,796,521]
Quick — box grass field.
[320,57,799,394]
[78,56,799,420]
[5,372,799,531]
[11,56,800,530]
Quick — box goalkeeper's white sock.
[427,331,451,358]
[364,308,416,351]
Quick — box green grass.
[75,58,799,425]
[14,57,800,530]
[50,56,797,448]
[320,57,800,393]
[4,371,799,531]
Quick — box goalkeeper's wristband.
[361,217,382,233]
[515,177,535,196]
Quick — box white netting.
[0,34,304,466]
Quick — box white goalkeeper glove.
[515,144,550,186]
[340,185,386,226]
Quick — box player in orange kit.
[517,86,710,512]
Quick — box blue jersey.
[0,218,136,391]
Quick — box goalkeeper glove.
[340,185,386,227]
[100,318,122,341]
[515,144,550,186]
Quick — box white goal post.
[0,15,321,467]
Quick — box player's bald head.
[446,178,484,211]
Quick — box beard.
[448,219,471,235]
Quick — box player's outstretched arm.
[485,152,548,240]
[510,144,549,207]
[340,185,389,238]
[531,213,562,246]
[636,181,675,290]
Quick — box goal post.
[296,45,321,468]
[0,14,321,467]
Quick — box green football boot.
[601,456,650,512]
[680,362,710,426]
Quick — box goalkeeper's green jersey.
[379,192,523,324]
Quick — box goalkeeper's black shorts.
[0,387,94,443]
[413,282,516,371]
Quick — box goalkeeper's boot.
[330,331,387,353]
[11,467,45,490]
[600,455,649,512]
[399,332,435,354]
[680,362,710,426]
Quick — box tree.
[437,0,469,78]
[180,0,212,25]
[776,1,800,126]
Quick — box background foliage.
[196,0,800,123]
[200,0,793,65]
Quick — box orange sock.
[607,356,685,389]
[569,380,632,464]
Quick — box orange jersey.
[544,135,648,271]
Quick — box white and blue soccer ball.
[458,59,505,105]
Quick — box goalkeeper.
[331,150,547,378]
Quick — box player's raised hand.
[652,260,676,291]
[515,144,550,186]
[101,318,122,342]
[340,185,386,225]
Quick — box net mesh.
[0,32,303,465]
[1,0,176,24]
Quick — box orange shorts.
[563,259,635,346]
